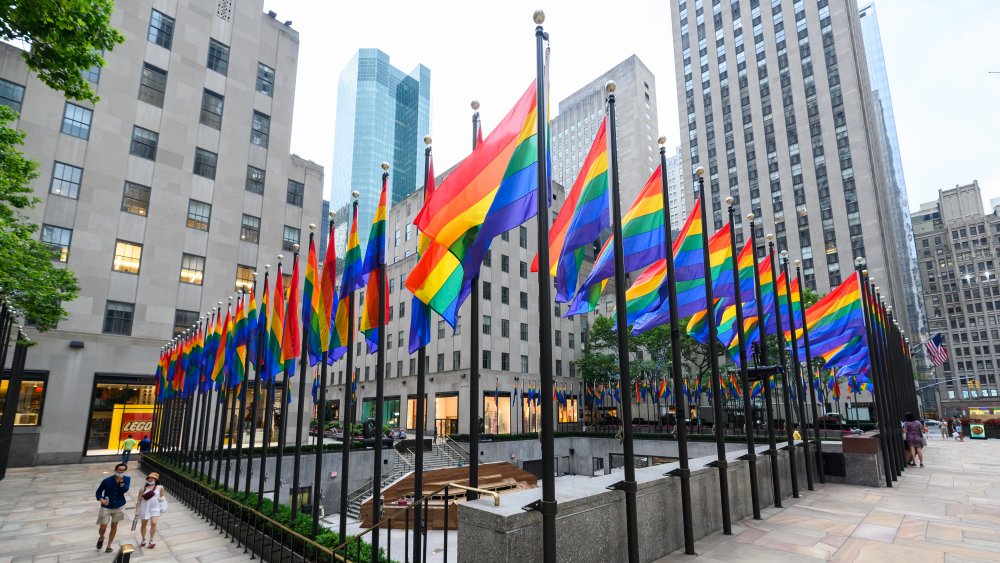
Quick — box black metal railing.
[332,483,499,563]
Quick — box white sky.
[264,0,999,212]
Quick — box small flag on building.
[925,333,949,365]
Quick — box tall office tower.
[911,181,1000,419]
[858,3,927,346]
[669,0,908,326]
[330,49,430,248]
[666,145,689,228]
[552,55,659,209]
[3,1,323,466]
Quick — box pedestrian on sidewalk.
[954,420,964,442]
[137,435,152,461]
[135,471,166,549]
[903,412,924,467]
[120,435,137,465]
[940,421,948,440]
[95,463,131,553]
[947,418,955,440]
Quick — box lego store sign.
[120,411,153,440]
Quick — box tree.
[0,106,79,330]
[0,0,124,102]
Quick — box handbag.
[920,436,927,448]
[159,495,168,514]
[131,515,139,531]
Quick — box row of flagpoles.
[148,13,919,562]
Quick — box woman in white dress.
[135,472,165,548]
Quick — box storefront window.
[406,396,426,430]
[558,396,579,423]
[0,375,47,426]
[522,398,541,433]
[360,397,400,429]
[434,394,459,437]
[483,394,511,434]
[85,377,155,455]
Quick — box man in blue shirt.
[137,435,152,461]
[95,463,130,553]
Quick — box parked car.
[924,419,941,428]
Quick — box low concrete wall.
[458,443,815,562]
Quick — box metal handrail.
[332,482,500,554]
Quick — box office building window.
[483,281,492,300]
[147,9,175,49]
[453,351,461,370]
[129,126,158,160]
[173,309,198,337]
[436,353,445,372]
[521,355,529,373]
[501,353,510,371]
[256,63,275,96]
[241,214,261,243]
[112,240,142,274]
[438,320,446,339]
[287,180,304,207]
[179,253,205,285]
[206,39,230,75]
[0,79,25,112]
[61,103,92,139]
[501,254,509,272]
[82,62,101,84]
[121,181,151,216]
[556,360,562,377]
[103,301,135,336]
[50,162,82,199]
[186,199,211,231]
[246,166,265,194]
[137,63,167,107]
[199,90,224,129]
[501,319,510,337]
[283,225,300,251]
[519,226,528,248]
[483,315,491,335]
[520,291,528,309]
[520,261,528,278]
[251,111,270,148]
[482,350,491,370]
[193,148,218,179]
[236,264,255,292]
[40,225,72,262]
[520,322,529,341]
[501,286,509,304]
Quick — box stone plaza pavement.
[657,433,1000,562]
[0,461,250,563]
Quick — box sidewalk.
[0,461,250,563]
[656,433,1000,562]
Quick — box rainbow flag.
[256,277,269,375]
[265,265,286,381]
[794,273,867,361]
[408,80,540,327]
[230,295,247,388]
[224,304,239,389]
[246,283,259,372]
[330,205,361,362]
[566,166,665,316]
[319,222,337,357]
[680,223,733,343]
[360,177,388,353]
[631,199,707,334]
[775,271,802,339]
[534,118,608,302]
[758,253,778,333]
[212,307,231,389]
[304,236,323,366]
[828,375,841,401]
[409,154,436,354]
[282,254,301,375]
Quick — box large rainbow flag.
[407,80,541,327]
[330,205,361,363]
[533,117,608,302]
[360,177,388,353]
[409,154,436,354]
[565,166,665,316]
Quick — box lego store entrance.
[84,373,155,456]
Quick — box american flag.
[925,333,949,365]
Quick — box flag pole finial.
[277,254,284,262]
[308,223,316,231]
[725,196,734,206]
[424,135,432,145]
[605,80,616,93]
[352,190,360,199]
[470,100,480,111]
[657,135,666,146]
[380,161,390,171]
[695,166,705,176]
[265,264,271,271]
[795,259,801,267]
[533,9,545,24]
[780,249,788,259]
[292,244,300,252]
[747,212,755,221]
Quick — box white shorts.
[96,506,126,525]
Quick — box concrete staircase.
[345,438,469,520]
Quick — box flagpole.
[871,281,900,478]
[313,212,335,537]
[213,298,234,489]
[795,262,825,483]
[749,221,782,507]
[246,274,264,496]
[370,163,390,559]
[411,138,432,562]
[725,197,761,519]
[875,291,904,474]
[224,298,242,491]
[780,252,814,490]
[272,259,291,515]
[467,101,482,500]
[254,268,271,505]
[201,305,220,480]
[530,11,558,563]
[605,81,638,557]
[235,287,253,493]
[769,241,799,497]
[293,233,314,520]
[339,193,359,541]
[179,330,197,472]
[694,167,733,534]
[856,262,894,487]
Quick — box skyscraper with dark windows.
[669,0,909,329]
[330,49,430,249]
[858,2,927,347]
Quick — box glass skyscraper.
[859,3,928,345]
[331,49,430,248]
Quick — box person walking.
[95,463,131,553]
[903,412,924,467]
[940,421,948,440]
[135,471,166,548]
[946,418,955,440]
[954,420,964,442]
[120,435,137,465]
[137,435,152,462]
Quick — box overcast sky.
[263,0,999,212]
